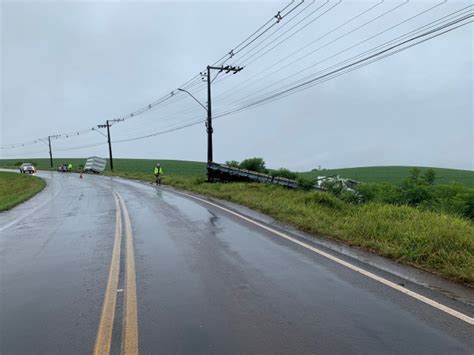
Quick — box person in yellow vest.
[154,163,164,185]
[67,163,73,172]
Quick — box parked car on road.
[19,163,36,174]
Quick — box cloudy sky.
[1,0,472,171]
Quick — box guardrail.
[207,162,299,188]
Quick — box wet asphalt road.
[0,171,473,354]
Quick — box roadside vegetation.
[301,165,474,187]
[105,167,474,286]
[0,172,46,211]
[356,168,474,220]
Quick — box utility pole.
[179,65,243,180]
[48,136,53,168]
[205,65,243,163]
[106,121,113,171]
[97,119,123,171]
[179,65,243,172]
[206,66,213,163]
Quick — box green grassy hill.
[0,158,472,187]
[0,158,206,177]
[299,166,474,187]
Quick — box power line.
[207,0,339,91]
[242,0,382,68]
[231,0,305,57]
[1,1,296,151]
[216,0,448,105]
[74,15,472,149]
[212,0,393,101]
[239,0,340,66]
[113,119,205,144]
[233,0,320,63]
[2,2,471,159]
[213,14,473,120]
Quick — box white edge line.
[165,187,474,326]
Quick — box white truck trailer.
[83,157,107,174]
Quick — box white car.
[19,163,36,174]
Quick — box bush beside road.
[0,172,46,211]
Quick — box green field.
[0,158,472,186]
[0,172,46,211]
[0,158,206,177]
[300,166,474,187]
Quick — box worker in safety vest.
[68,163,73,172]
[154,163,164,185]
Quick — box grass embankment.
[106,171,474,286]
[0,172,46,211]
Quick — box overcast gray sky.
[1,0,472,171]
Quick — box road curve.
[0,171,473,354]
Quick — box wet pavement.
[0,171,473,354]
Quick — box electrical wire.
[2,1,471,157]
[80,15,472,149]
[242,0,383,68]
[1,1,296,151]
[216,0,447,105]
[213,14,473,120]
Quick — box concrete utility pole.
[97,119,123,171]
[48,136,53,168]
[205,65,243,163]
[206,66,213,163]
[179,65,243,166]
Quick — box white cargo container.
[84,156,107,174]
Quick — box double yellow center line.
[94,191,139,355]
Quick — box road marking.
[166,188,474,326]
[116,192,139,354]
[93,192,123,355]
